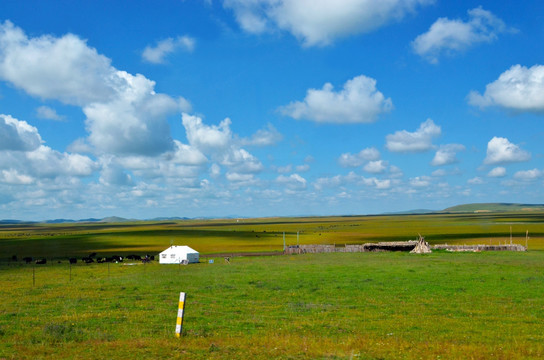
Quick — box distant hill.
[381,209,436,215]
[100,216,133,223]
[443,203,544,213]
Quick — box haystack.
[410,234,432,254]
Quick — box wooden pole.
[526,230,529,249]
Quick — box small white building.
[159,245,199,264]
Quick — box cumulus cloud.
[386,118,441,153]
[484,137,530,165]
[431,144,465,166]
[488,166,506,177]
[0,21,188,156]
[224,0,433,47]
[280,75,392,124]
[413,7,512,63]
[0,169,34,185]
[142,36,195,64]
[182,113,232,153]
[468,65,544,112]
[363,160,387,174]
[0,114,42,151]
[513,169,542,181]
[181,113,263,175]
[338,147,380,167]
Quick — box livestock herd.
[11,253,155,265]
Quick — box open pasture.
[1,212,544,261]
[1,251,543,359]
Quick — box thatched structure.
[410,235,432,254]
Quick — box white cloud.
[431,144,465,166]
[279,75,392,124]
[220,148,263,174]
[142,36,195,64]
[182,113,232,153]
[0,169,34,185]
[168,140,208,166]
[386,118,441,153]
[484,137,530,165]
[413,7,512,63]
[0,114,42,151]
[513,169,542,181]
[338,147,380,167]
[36,106,64,121]
[468,65,544,112]
[295,164,310,172]
[0,21,114,105]
[487,166,506,178]
[224,0,433,47]
[26,145,96,178]
[276,173,307,190]
[181,113,264,175]
[0,21,188,156]
[363,160,387,174]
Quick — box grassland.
[1,212,543,359]
[1,211,544,260]
[1,251,543,359]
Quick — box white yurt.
[159,245,199,264]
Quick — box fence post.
[175,292,186,338]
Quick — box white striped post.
[175,292,186,337]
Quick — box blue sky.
[1,0,543,220]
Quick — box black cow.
[111,255,123,262]
[88,252,97,258]
[35,259,47,265]
[23,257,33,264]
[69,258,77,264]
[82,257,94,263]
[11,255,17,262]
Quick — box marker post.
[175,292,186,337]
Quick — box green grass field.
[1,212,543,359]
[1,251,543,359]
[1,212,544,260]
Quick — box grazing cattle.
[69,258,77,264]
[96,258,105,263]
[111,255,123,262]
[82,257,94,263]
[23,257,33,264]
[127,254,141,260]
[88,252,97,258]
[35,259,47,265]
[149,255,155,261]
[11,255,17,262]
